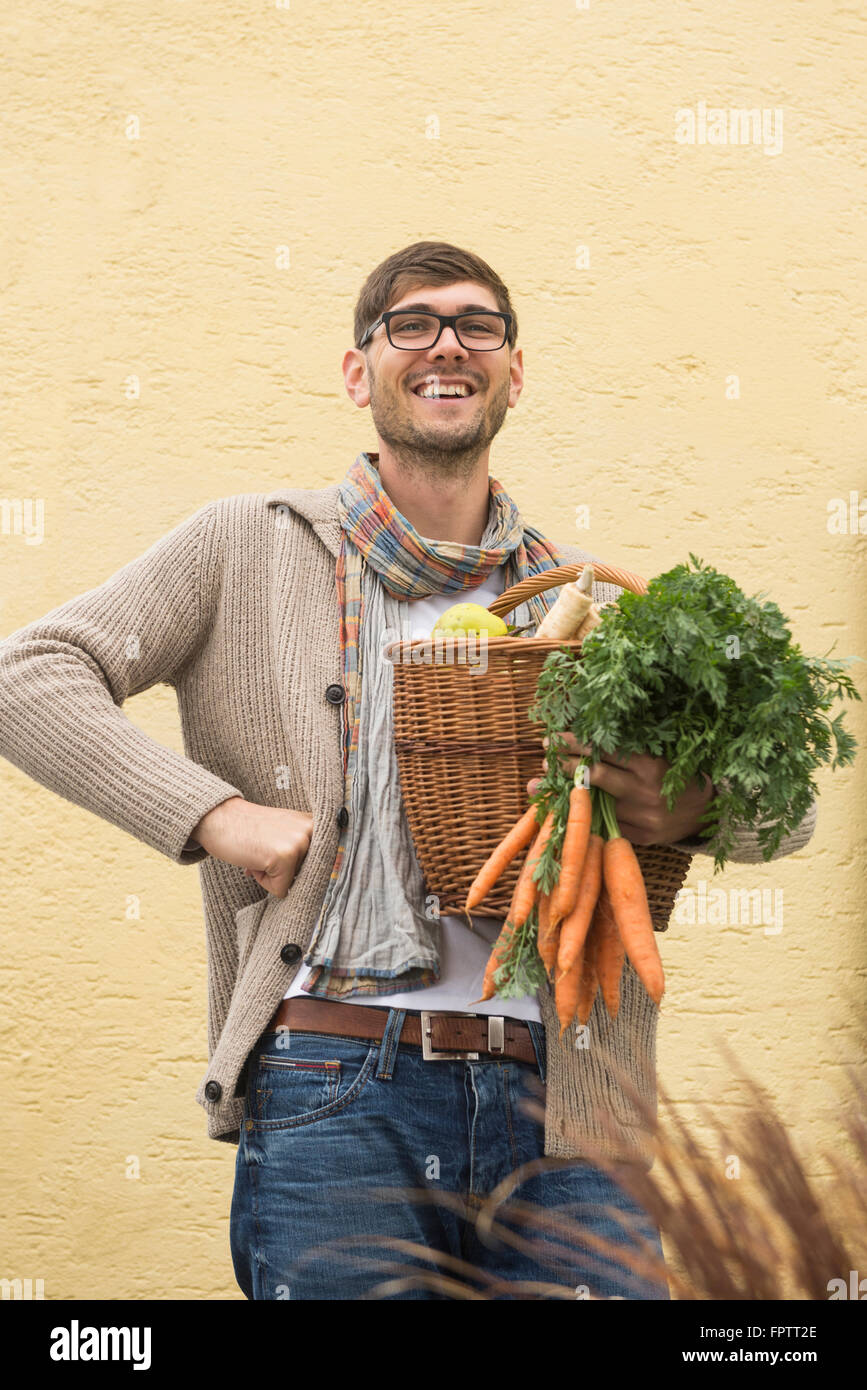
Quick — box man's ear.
[343,347,371,407]
[508,347,524,407]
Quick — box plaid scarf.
[300,450,565,999]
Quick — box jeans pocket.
[249,1030,378,1130]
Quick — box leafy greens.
[529,554,861,872]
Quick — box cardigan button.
[336,807,349,829]
[204,1080,222,1102]
[280,943,302,964]
[325,683,346,705]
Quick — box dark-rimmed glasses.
[359,310,512,351]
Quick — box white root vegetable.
[535,565,595,640]
[574,598,615,641]
[575,604,601,639]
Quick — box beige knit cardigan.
[0,485,817,1168]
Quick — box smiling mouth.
[410,383,479,402]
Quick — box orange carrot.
[557,942,599,1035]
[472,903,523,1003]
[549,918,562,984]
[464,804,541,913]
[602,836,665,1006]
[536,891,559,977]
[556,944,583,1034]
[509,856,540,930]
[472,917,517,1003]
[469,837,543,1005]
[556,832,604,978]
[576,947,599,1027]
[511,809,555,928]
[549,785,593,927]
[591,883,625,1019]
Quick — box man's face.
[345,280,523,467]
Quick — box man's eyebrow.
[391,302,499,314]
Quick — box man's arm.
[668,790,818,863]
[0,500,244,864]
[583,571,820,865]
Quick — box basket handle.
[488,561,647,619]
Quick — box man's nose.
[426,327,468,358]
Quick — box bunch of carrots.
[467,767,665,1034]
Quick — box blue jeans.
[230,1008,669,1300]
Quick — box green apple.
[432,602,509,638]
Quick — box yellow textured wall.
[1,3,864,1299]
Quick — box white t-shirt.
[283,566,543,1022]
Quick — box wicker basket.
[391,561,690,931]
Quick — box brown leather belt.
[266,997,538,1065]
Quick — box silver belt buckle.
[420,1011,505,1061]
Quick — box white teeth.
[415,383,472,398]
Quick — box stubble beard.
[367,369,511,484]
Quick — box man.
[0,241,816,1301]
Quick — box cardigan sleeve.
[0,500,244,864]
[668,791,817,862]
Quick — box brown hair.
[353,240,518,351]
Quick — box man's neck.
[370,450,491,546]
